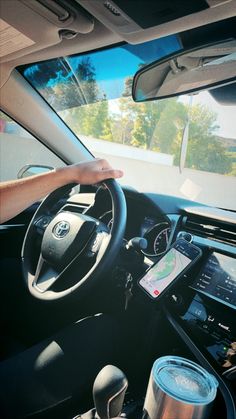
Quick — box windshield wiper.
[59,57,88,106]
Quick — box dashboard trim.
[184,206,236,225]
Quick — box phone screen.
[139,239,201,299]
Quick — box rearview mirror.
[132,39,236,102]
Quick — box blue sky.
[68,35,181,99]
[24,34,181,100]
[23,34,235,140]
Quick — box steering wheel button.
[91,233,104,252]
[35,216,52,230]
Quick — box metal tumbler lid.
[152,356,218,405]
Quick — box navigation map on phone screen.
[139,245,193,298]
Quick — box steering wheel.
[22,179,127,301]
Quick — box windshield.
[21,36,236,211]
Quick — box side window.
[0,112,65,181]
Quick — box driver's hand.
[69,158,124,185]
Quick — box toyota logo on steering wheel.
[53,221,70,238]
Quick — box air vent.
[182,215,236,246]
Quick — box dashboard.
[87,186,175,258]
[69,185,236,383]
[32,183,236,416]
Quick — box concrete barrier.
[1,133,235,210]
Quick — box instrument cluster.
[99,211,172,257]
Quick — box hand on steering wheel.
[22,179,127,301]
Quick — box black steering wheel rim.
[22,179,127,301]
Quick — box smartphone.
[138,238,202,300]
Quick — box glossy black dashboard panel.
[191,252,236,309]
[180,291,236,376]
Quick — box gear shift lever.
[73,365,128,419]
[93,365,128,419]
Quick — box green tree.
[89,99,112,139]
[186,135,232,174]
[26,57,100,112]
[152,99,186,153]
[74,57,99,103]
[118,98,166,149]
[100,118,113,141]
[117,96,135,145]
[122,76,133,98]
[117,89,232,175]
[62,98,113,141]
[118,94,185,151]
[56,58,113,140]
[185,104,232,174]
[51,57,99,111]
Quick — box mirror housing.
[17,165,54,179]
[132,39,236,102]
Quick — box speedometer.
[143,222,171,256]
[153,227,171,255]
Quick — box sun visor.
[0,0,94,63]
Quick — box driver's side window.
[0,111,65,182]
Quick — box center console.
[75,243,236,419]
[181,292,236,379]
[191,252,236,309]
[133,241,236,417]
[180,251,236,379]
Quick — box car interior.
[0,1,236,418]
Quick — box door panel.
[0,203,39,259]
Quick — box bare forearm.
[0,167,72,223]
[0,159,123,223]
